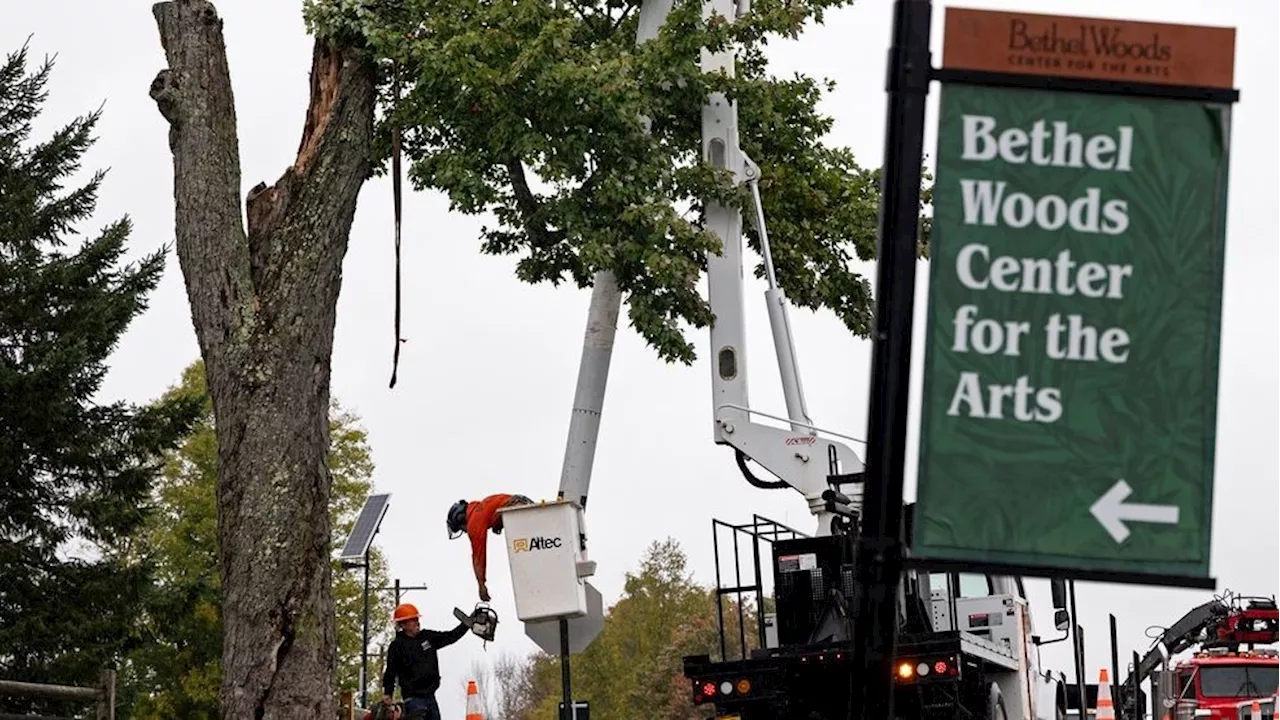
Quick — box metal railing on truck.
[708,514,807,662]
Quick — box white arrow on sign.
[1090,479,1180,543]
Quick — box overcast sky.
[5,0,1276,716]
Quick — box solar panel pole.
[362,545,371,709]
[338,494,391,709]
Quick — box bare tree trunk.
[149,1,375,717]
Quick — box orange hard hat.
[393,603,420,624]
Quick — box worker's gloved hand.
[479,582,491,602]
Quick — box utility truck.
[496,0,1076,717]
[672,0,1074,716]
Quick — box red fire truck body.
[1165,647,1277,719]
[1135,598,1278,720]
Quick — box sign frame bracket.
[929,67,1240,104]
[901,557,1218,591]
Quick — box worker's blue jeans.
[402,696,441,720]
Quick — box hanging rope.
[389,60,406,389]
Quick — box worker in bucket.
[380,602,469,720]
[446,493,533,602]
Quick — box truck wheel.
[986,683,1008,720]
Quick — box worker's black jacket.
[382,623,468,699]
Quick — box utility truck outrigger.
[678,0,1073,717]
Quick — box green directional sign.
[913,83,1233,582]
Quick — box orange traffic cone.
[1096,668,1116,720]
[466,680,484,720]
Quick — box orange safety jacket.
[466,493,531,586]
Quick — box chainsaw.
[453,602,499,644]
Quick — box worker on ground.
[446,493,533,602]
[381,603,469,720]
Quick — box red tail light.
[693,679,718,704]
[894,655,960,682]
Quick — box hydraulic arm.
[699,0,865,536]
[552,0,674,571]
[1127,599,1230,689]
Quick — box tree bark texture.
[149,2,375,717]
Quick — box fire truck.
[1117,593,1278,720]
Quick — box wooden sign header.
[942,7,1237,90]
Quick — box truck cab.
[920,570,1066,719]
[1162,649,1278,719]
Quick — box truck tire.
[986,683,1008,720]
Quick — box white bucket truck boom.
[497,0,678,664]
[503,0,867,646]
[697,0,866,538]
[502,0,869,655]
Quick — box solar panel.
[339,493,391,563]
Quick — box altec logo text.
[513,536,563,552]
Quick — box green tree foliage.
[480,539,762,719]
[0,43,200,717]
[304,0,932,364]
[116,361,394,718]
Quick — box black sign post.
[849,0,933,718]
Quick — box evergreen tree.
[0,42,199,716]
